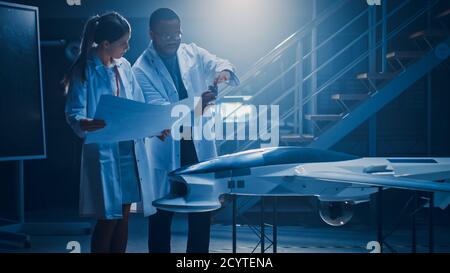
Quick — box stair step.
[436,8,450,19]
[221,95,252,102]
[305,114,342,121]
[357,72,395,80]
[280,134,315,143]
[301,134,315,141]
[331,93,369,101]
[386,51,425,60]
[409,29,450,40]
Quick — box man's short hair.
[149,8,180,30]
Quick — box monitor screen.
[0,1,46,161]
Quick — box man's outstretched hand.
[214,70,231,85]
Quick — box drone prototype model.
[153,147,450,226]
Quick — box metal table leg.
[377,187,383,253]
[273,196,278,253]
[232,194,237,254]
[260,197,265,253]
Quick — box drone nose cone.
[153,178,222,213]
[152,197,221,213]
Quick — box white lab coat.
[65,53,156,219]
[132,42,240,200]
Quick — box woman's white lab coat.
[132,42,240,201]
[65,53,156,219]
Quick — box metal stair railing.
[218,1,374,150]
[218,0,353,99]
[232,0,443,153]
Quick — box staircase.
[217,0,450,154]
[214,0,450,218]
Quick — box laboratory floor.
[1,213,449,253]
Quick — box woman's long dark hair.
[62,12,131,92]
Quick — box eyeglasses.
[155,31,183,42]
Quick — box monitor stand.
[0,161,91,249]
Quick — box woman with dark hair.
[64,12,155,253]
